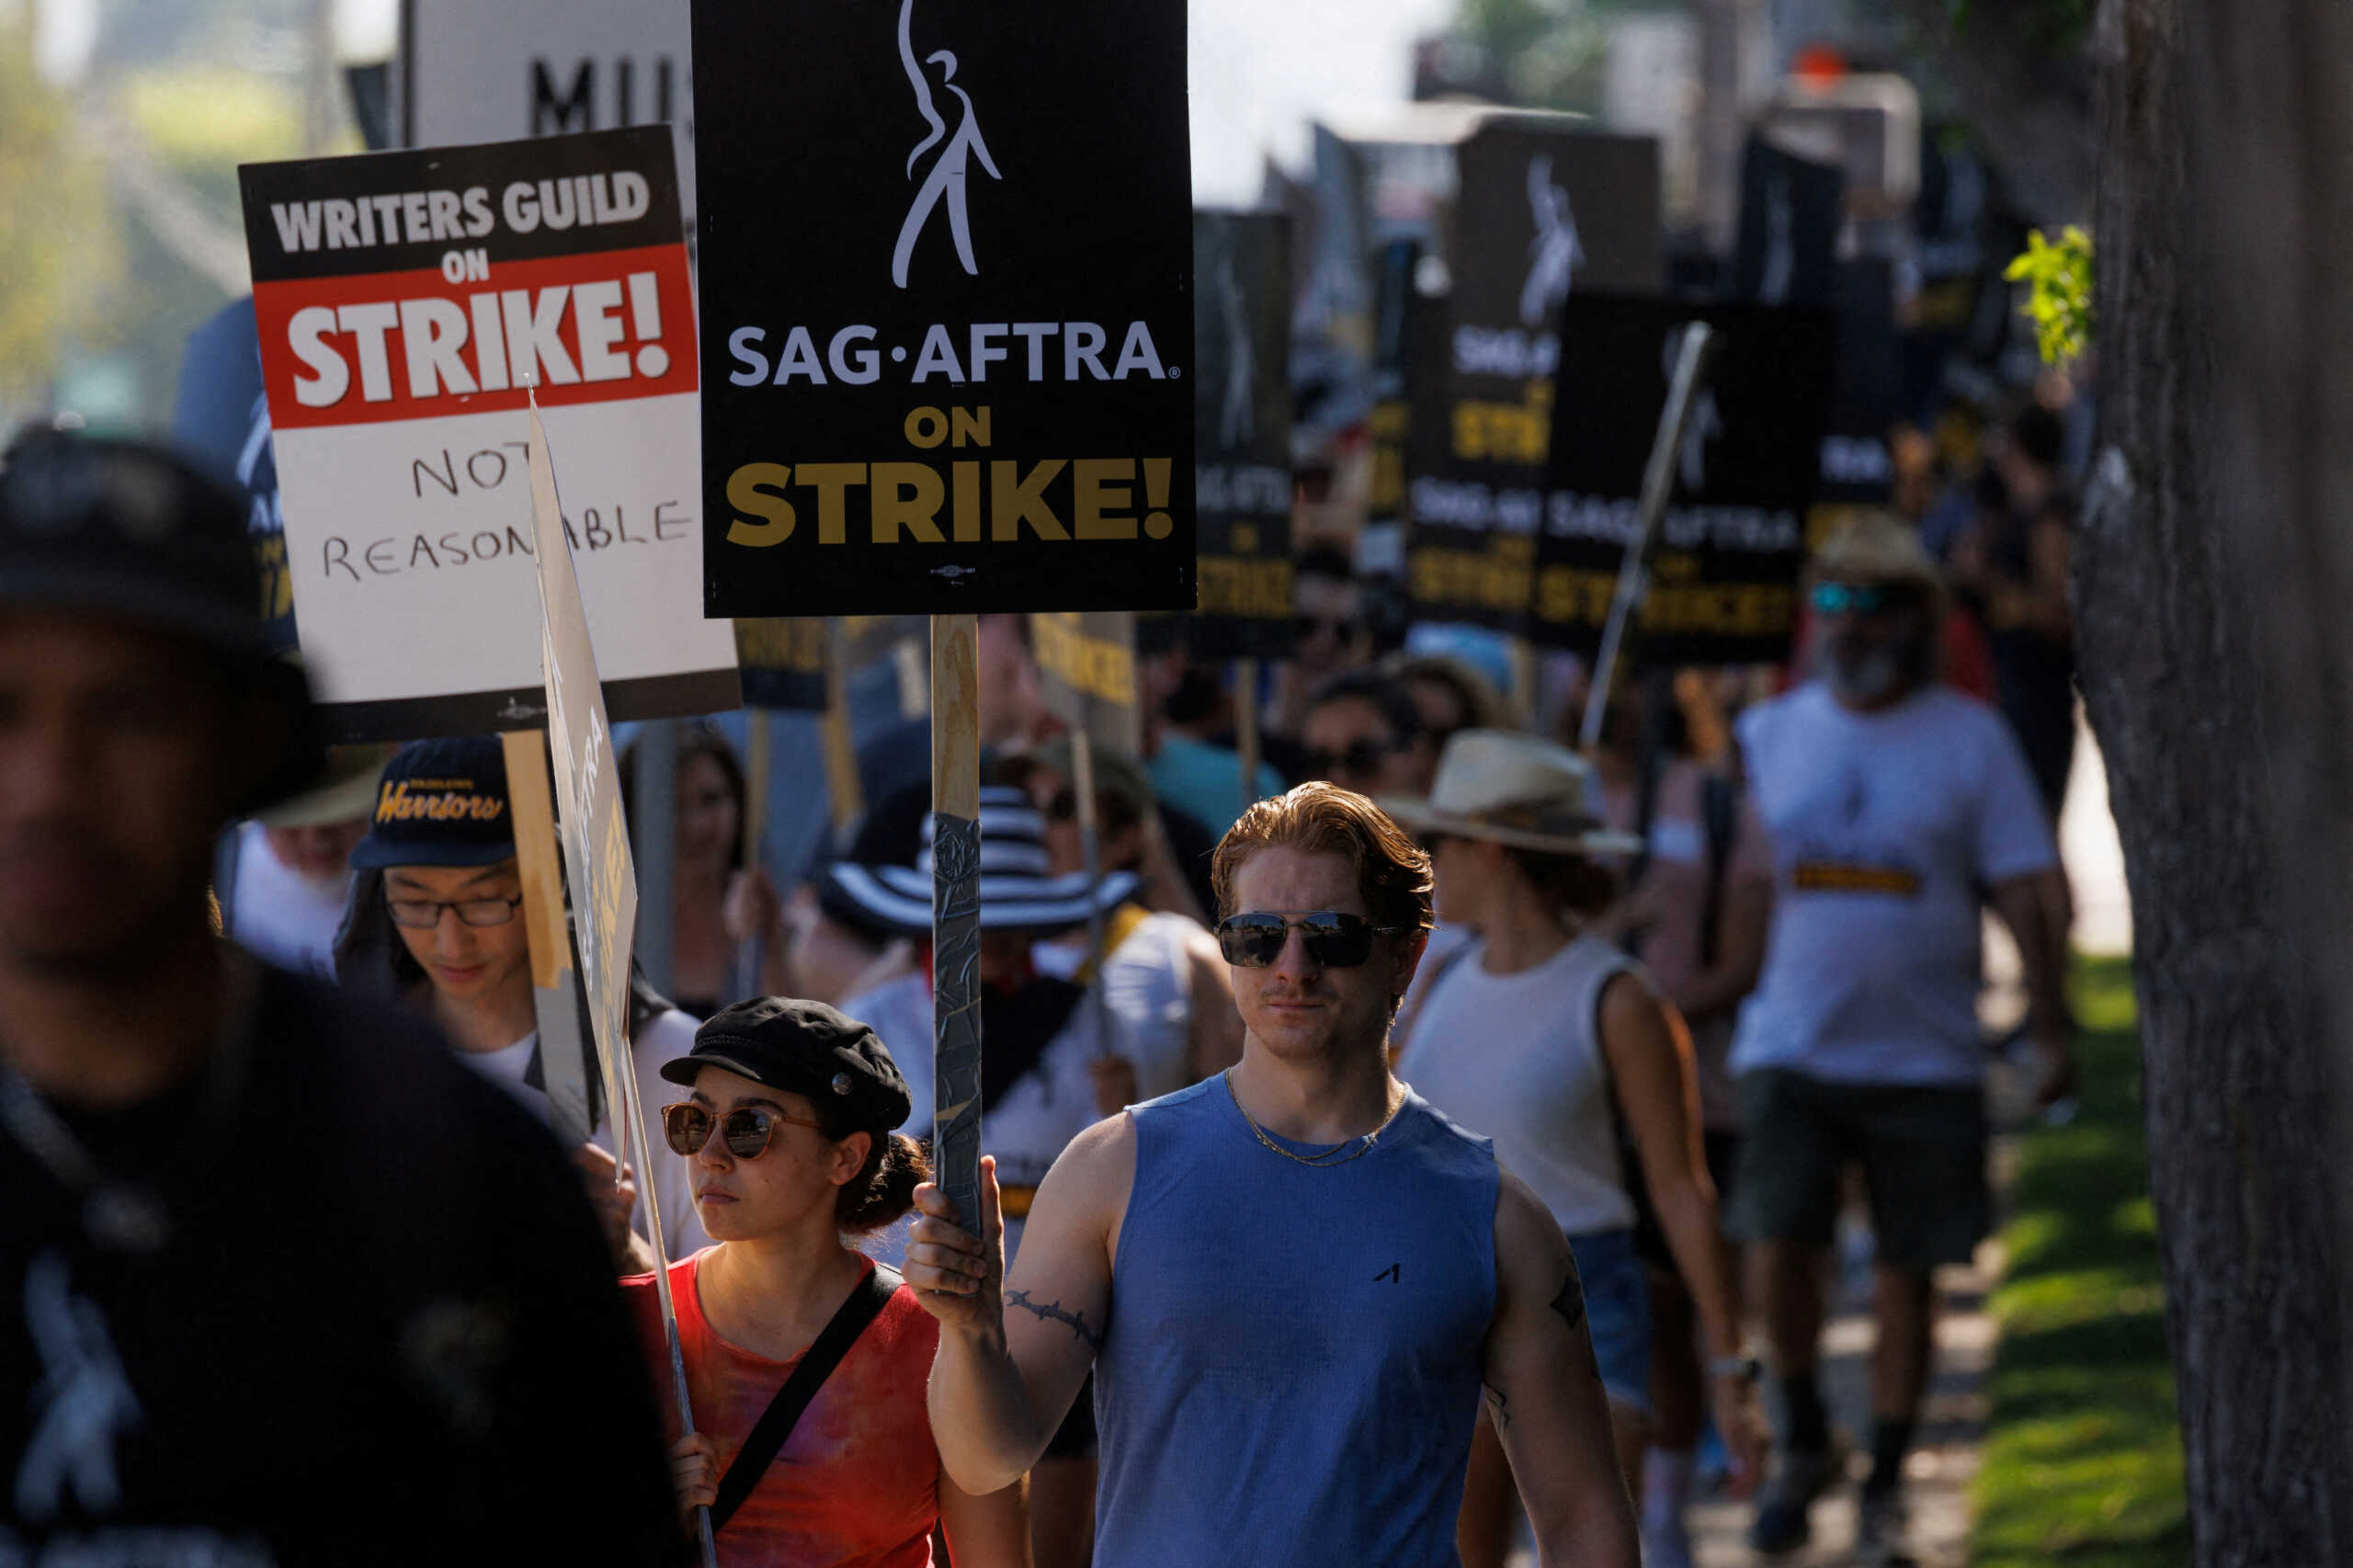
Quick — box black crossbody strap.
[708,1263,902,1534]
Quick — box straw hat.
[1811,511,1941,593]
[1380,730,1643,858]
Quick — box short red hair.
[1211,782,1435,934]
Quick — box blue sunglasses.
[1812,581,1900,616]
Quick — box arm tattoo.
[1483,1382,1512,1432]
[1551,1267,1587,1336]
[1006,1290,1104,1351]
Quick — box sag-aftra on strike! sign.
[693,0,1195,617]
[239,127,737,739]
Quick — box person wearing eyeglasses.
[1731,514,2075,1564]
[904,781,1642,1568]
[340,735,708,1271]
[1386,731,1768,1568]
[1296,667,1439,797]
[631,998,1028,1567]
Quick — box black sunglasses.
[661,1102,823,1160]
[1811,580,1918,617]
[1216,910,1408,969]
[1302,738,1398,781]
[1294,613,1365,643]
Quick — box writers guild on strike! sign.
[693,0,1195,617]
[237,124,736,739]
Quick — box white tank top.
[1394,933,1637,1234]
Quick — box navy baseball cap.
[348,735,517,869]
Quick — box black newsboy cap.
[660,996,912,1132]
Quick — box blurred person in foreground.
[905,783,1641,1568]
[1386,733,1765,1567]
[214,743,389,976]
[335,735,707,1268]
[1731,515,2074,1564]
[0,430,680,1562]
[1588,677,1774,1568]
[639,1000,1028,1567]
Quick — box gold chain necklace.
[1223,1069,1405,1168]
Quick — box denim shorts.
[1564,1226,1653,1417]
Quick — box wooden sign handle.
[823,618,865,833]
[929,615,983,1230]
[501,730,571,994]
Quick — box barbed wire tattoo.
[1006,1290,1103,1350]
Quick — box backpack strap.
[708,1263,902,1534]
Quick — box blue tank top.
[1093,1075,1499,1568]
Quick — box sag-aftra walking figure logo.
[892,0,1004,289]
[1520,153,1584,328]
[15,1254,142,1524]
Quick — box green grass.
[1972,955,2190,1566]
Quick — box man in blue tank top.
[905,782,1640,1568]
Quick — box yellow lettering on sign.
[1449,381,1553,464]
[952,460,983,542]
[1074,458,1136,540]
[725,462,796,547]
[798,463,867,545]
[1032,613,1135,706]
[992,460,1070,540]
[1199,556,1294,619]
[950,406,992,448]
[871,461,947,542]
[904,407,949,449]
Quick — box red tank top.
[627,1250,943,1568]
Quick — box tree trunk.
[2078,0,2353,1561]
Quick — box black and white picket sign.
[1405,120,1660,631]
[1189,211,1293,661]
[1535,296,1836,665]
[1732,134,1845,310]
[1818,258,1902,506]
[693,0,1196,619]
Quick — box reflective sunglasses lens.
[1217,915,1289,968]
[721,1109,775,1159]
[1300,913,1374,967]
[663,1105,711,1156]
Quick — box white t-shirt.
[455,1005,710,1259]
[1395,934,1637,1235]
[225,822,350,977]
[1731,682,2058,1087]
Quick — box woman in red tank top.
[626,996,1029,1568]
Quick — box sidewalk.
[1686,1232,2001,1568]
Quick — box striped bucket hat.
[816,786,1139,937]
